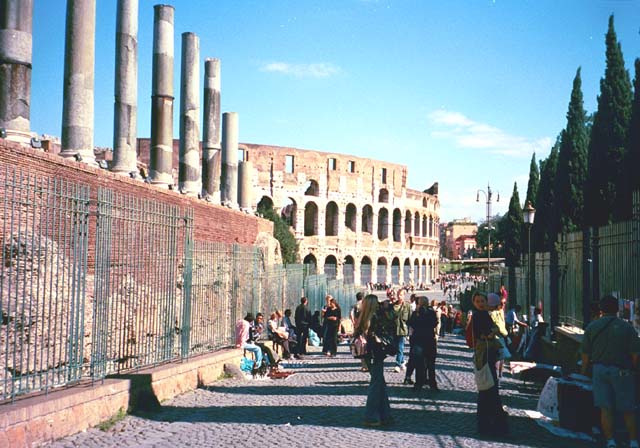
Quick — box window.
[328,158,337,171]
[348,161,355,173]
[381,167,387,184]
[285,155,294,173]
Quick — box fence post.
[550,240,559,333]
[582,228,592,328]
[591,227,600,314]
[180,208,194,359]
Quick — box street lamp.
[522,201,536,317]
[477,183,499,281]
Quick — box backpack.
[465,316,474,348]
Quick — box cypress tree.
[525,153,539,207]
[555,68,589,233]
[625,59,640,195]
[585,15,633,225]
[504,182,523,268]
[533,137,561,252]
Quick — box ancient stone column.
[0,0,33,143]
[178,32,200,196]
[111,0,138,174]
[220,112,238,206]
[238,160,253,210]
[60,0,96,164]
[149,4,174,187]
[201,58,221,201]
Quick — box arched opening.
[304,179,319,196]
[257,195,274,213]
[378,208,389,241]
[414,259,420,285]
[324,255,337,280]
[422,197,428,208]
[345,203,357,232]
[362,205,373,234]
[343,255,355,284]
[414,212,420,236]
[422,259,427,285]
[304,254,317,275]
[378,188,389,203]
[403,258,411,285]
[391,257,400,285]
[280,197,297,229]
[404,210,412,235]
[429,216,434,237]
[361,256,372,286]
[428,259,433,282]
[325,201,339,236]
[422,215,427,237]
[376,257,388,285]
[304,202,318,236]
[392,208,402,242]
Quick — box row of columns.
[0,1,250,210]
[310,258,438,286]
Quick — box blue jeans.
[394,335,405,367]
[243,342,263,367]
[364,356,392,423]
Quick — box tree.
[585,15,633,225]
[474,215,505,259]
[555,68,589,233]
[624,58,640,196]
[503,182,523,267]
[525,153,539,207]
[534,137,561,251]
[257,203,299,264]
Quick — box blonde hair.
[355,294,379,336]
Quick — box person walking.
[295,297,312,356]
[354,294,395,427]
[406,296,438,391]
[322,296,341,357]
[351,292,368,372]
[581,295,640,448]
[392,288,411,372]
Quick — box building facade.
[444,219,478,259]
[240,143,440,286]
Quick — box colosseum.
[240,143,440,287]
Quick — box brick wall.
[0,140,273,254]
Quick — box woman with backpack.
[354,294,396,427]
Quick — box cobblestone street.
[48,333,591,448]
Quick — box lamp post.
[522,201,536,317]
[477,183,499,281]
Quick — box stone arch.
[422,259,427,283]
[304,179,319,196]
[343,255,355,284]
[324,255,337,280]
[414,212,420,236]
[378,207,389,241]
[280,197,297,229]
[422,197,428,208]
[428,258,434,281]
[428,215,434,238]
[303,254,317,275]
[391,257,400,285]
[378,188,389,203]
[404,210,412,235]
[422,214,427,237]
[257,195,274,212]
[345,203,357,232]
[304,201,318,236]
[376,257,388,284]
[414,258,420,285]
[392,208,402,242]
[361,256,372,285]
[325,201,339,236]
[403,258,411,285]
[362,204,373,234]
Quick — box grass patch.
[97,408,127,431]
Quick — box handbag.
[370,332,397,357]
[350,334,368,358]
[474,340,495,391]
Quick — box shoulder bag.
[474,340,495,391]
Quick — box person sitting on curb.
[235,313,263,369]
[581,295,640,448]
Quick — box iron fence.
[0,167,90,401]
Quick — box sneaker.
[403,378,414,385]
[394,366,401,373]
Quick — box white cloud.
[260,62,341,78]
[428,109,553,158]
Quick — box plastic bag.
[308,329,320,347]
[240,357,254,372]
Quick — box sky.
[28,0,640,222]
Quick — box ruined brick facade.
[240,143,440,286]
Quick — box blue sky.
[29,0,640,222]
